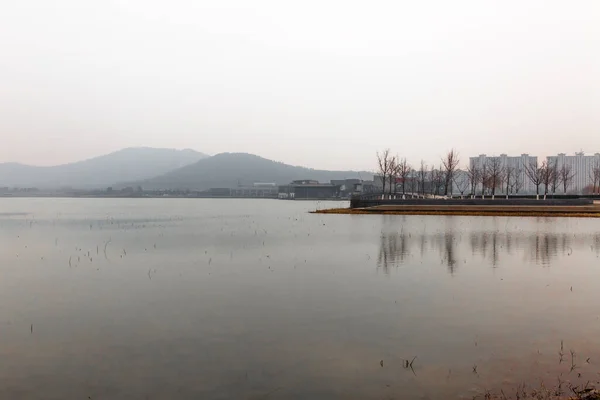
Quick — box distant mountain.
[0,147,207,189]
[132,152,372,191]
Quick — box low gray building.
[231,183,278,198]
[208,188,232,197]
[279,180,340,199]
[330,179,362,197]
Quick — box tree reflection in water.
[377,217,600,274]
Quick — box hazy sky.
[1,1,599,171]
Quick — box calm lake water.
[1,198,600,399]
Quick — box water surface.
[1,198,600,399]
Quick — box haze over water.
[1,198,600,399]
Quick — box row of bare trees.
[586,159,600,194]
[465,159,526,199]
[464,159,577,199]
[376,149,415,198]
[376,150,600,198]
[377,149,460,198]
[522,160,578,199]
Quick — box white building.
[469,154,538,195]
[547,152,600,194]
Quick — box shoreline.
[313,205,600,218]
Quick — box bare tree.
[548,160,561,195]
[429,165,436,196]
[436,165,446,196]
[524,160,544,199]
[513,167,524,194]
[377,149,392,199]
[595,161,600,194]
[409,168,418,197]
[594,160,600,194]
[418,160,427,198]
[397,158,412,196]
[589,159,600,194]
[486,158,504,199]
[596,160,600,194]
[504,165,515,199]
[559,163,576,194]
[453,170,470,198]
[442,149,460,196]
[467,164,481,199]
[430,165,444,196]
[479,162,489,198]
[540,161,556,199]
[388,156,398,198]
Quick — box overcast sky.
[1,0,598,171]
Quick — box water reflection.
[378,224,600,273]
[3,199,600,399]
[377,231,409,274]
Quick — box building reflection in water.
[377,219,600,274]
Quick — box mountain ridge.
[129,152,373,191]
[0,147,208,189]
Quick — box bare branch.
[376,149,392,198]
[485,158,505,198]
[512,167,524,194]
[504,165,515,198]
[540,160,556,197]
[452,170,470,198]
[524,159,544,197]
[549,160,561,194]
[442,149,460,196]
[588,159,600,194]
[388,155,398,197]
[559,163,576,194]
[397,158,412,195]
[466,164,481,198]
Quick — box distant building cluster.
[278,179,365,199]
[470,152,600,195]
[205,179,373,200]
[0,186,40,196]
[208,183,278,198]
[547,152,600,194]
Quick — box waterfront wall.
[350,197,595,209]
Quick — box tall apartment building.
[469,154,538,194]
[547,152,600,193]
